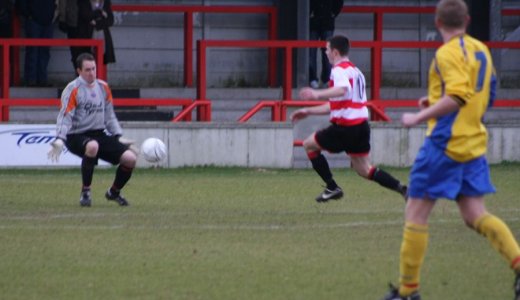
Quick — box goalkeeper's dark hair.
[76,52,96,70]
[328,35,350,56]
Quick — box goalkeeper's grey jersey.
[56,77,122,140]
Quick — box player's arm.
[56,85,78,140]
[50,85,77,162]
[401,95,463,127]
[290,102,330,123]
[310,86,347,100]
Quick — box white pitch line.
[0,217,519,231]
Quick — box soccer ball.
[141,138,167,163]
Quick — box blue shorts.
[409,138,496,201]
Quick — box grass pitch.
[0,164,519,300]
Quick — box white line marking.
[0,217,519,231]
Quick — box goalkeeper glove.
[118,136,139,155]
[47,138,64,163]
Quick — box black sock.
[308,151,337,190]
[81,156,97,188]
[112,165,133,193]
[369,167,403,193]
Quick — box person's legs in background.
[36,23,54,86]
[309,29,319,88]
[24,18,39,86]
[319,30,334,86]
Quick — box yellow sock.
[399,222,429,296]
[474,214,520,272]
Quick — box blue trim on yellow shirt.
[430,111,458,151]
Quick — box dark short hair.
[76,53,96,70]
[328,35,350,56]
[436,0,468,29]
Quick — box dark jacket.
[77,0,113,38]
[0,0,13,26]
[17,0,55,26]
[58,0,78,30]
[77,0,115,64]
[310,0,344,32]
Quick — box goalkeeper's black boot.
[381,283,421,300]
[105,189,129,206]
[514,272,520,300]
[79,189,92,207]
[315,187,343,203]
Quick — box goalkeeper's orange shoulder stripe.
[64,87,79,114]
[98,80,114,103]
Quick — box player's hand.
[299,87,317,100]
[290,108,309,123]
[118,136,139,155]
[418,96,429,110]
[401,113,420,128]
[47,138,64,163]
[118,136,135,146]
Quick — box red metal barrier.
[238,100,280,122]
[197,40,325,103]
[340,6,520,100]
[205,39,520,122]
[10,5,278,88]
[1,97,194,122]
[238,99,391,123]
[0,38,104,121]
[109,4,277,88]
[172,100,211,122]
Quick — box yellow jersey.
[426,34,496,162]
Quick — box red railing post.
[370,11,383,120]
[12,13,21,86]
[283,46,292,101]
[268,8,277,87]
[1,40,9,121]
[281,46,294,121]
[184,11,193,87]
[196,40,206,101]
[273,101,281,122]
[95,40,106,80]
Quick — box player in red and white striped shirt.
[291,35,407,202]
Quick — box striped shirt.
[328,60,369,126]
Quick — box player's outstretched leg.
[368,166,407,200]
[308,150,343,202]
[471,212,520,300]
[315,186,343,202]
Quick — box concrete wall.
[121,122,520,169]
[368,122,520,167]
[123,122,294,168]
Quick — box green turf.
[0,164,519,299]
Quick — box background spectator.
[76,0,115,68]
[0,0,13,85]
[0,0,13,38]
[59,0,114,72]
[17,0,56,87]
[309,0,344,89]
[58,0,79,71]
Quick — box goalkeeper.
[48,52,136,207]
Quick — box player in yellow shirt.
[381,1,520,299]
